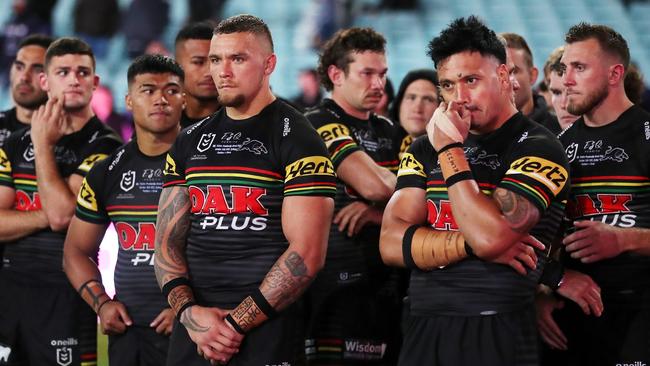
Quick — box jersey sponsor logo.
[0,128,10,146]
[316,123,353,147]
[235,138,268,155]
[568,194,636,227]
[645,121,650,141]
[283,117,291,137]
[189,185,268,215]
[466,148,500,169]
[399,135,412,156]
[78,153,108,172]
[285,156,335,182]
[164,154,179,176]
[197,133,216,152]
[0,343,11,362]
[427,200,458,230]
[15,190,41,211]
[108,148,126,171]
[602,146,628,162]
[222,132,241,141]
[23,143,34,162]
[507,156,568,195]
[397,152,425,177]
[77,179,98,211]
[120,170,136,192]
[115,222,156,251]
[0,148,11,173]
[343,339,387,361]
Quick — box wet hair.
[18,34,54,50]
[565,22,630,69]
[390,69,438,122]
[427,15,506,69]
[45,37,95,70]
[175,21,216,45]
[317,27,386,91]
[500,32,533,68]
[213,14,274,52]
[127,54,185,86]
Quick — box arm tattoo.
[493,188,540,234]
[78,279,109,312]
[260,251,313,311]
[180,306,210,333]
[154,186,194,307]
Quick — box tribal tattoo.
[493,187,540,234]
[260,251,313,311]
[77,279,110,313]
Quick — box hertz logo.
[507,156,568,195]
[164,154,179,176]
[77,178,98,211]
[316,123,353,147]
[0,148,11,173]
[397,153,426,178]
[285,156,335,182]
[78,153,108,173]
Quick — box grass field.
[97,326,108,366]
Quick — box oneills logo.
[285,156,335,182]
[507,156,567,195]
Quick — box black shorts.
[166,302,304,366]
[0,273,97,366]
[541,289,650,366]
[109,326,169,366]
[304,269,404,365]
[398,307,539,366]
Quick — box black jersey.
[162,99,336,307]
[559,105,650,290]
[306,98,400,275]
[529,93,562,135]
[396,113,569,316]
[180,111,213,129]
[0,117,122,284]
[0,108,28,147]
[75,140,168,326]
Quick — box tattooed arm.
[227,196,334,333]
[154,185,242,363]
[63,217,133,334]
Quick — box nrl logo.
[23,143,35,162]
[120,170,136,192]
[56,347,72,366]
[197,133,216,152]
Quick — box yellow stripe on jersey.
[506,156,567,195]
[0,148,11,173]
[316,123,354,148]
[77,178,99,211]
[284,156,335,182]
[107,211,158,216]
[397,153,426,178]
[186,172,283,183]
[78,153,108,173]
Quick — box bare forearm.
[0,209,48,241]
[260,250,317,311]
[64,251,108,312]
[623,227,650,256]
[34,146,76,230]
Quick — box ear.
[530,66,539,85]
[496,64,510,88]
[327,64,343,88]
[39,72,49,92]
[92,75,100,92]
[609,64,625,85]
[125,94,133,112]
[264,53,277,76]
[181,92,187,110]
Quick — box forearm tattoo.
[77,279,109,312]
[154,186,191,287]
[260,251,313,311]
[494,188,540,233]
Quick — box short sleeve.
[498,135,570,213]
[162,131,189,188]
[0,146,14,188]
[75,161,109,224]
[281,116,337,197]
[75,136,122,177]
[395,136,430,191]
[307,112,361,169]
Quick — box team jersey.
[396,112,569,316]
[180,111,213,129]
[162,99,336,307]
[75,140,168,326]
[559,105,650,290]
[306,98,401,276]
[0,108,29,147]
[0,116,122,284]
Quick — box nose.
[563,67,575,87]
[372,74,385,90]
[455,84,470,103]
[511,76,520,91]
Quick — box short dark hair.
[317,27,386,91]
[213,14,273,52]
[175,21,216,45]
[565,22,630,69]
[390,68,438,122]
[427,16,506,69]
[500,32,533,68]
[45,37,95,70]
[624,63,644,104]
[127,54,185,86]
[18,34,54,50]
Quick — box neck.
[471,100,518,135]
[135,125,179,156]
[185,95,219,120]
[331,92,370,120]
[225,86,275,120]
[63,106,96,134]
[583,88,633,127]
[521,96,534,116]
[15,105,36,125]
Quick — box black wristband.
[540,259,565,290]
[176,301,197,321]
[251,288,278,318]
[77,278,101,294]
[225,313,246,334]
[402,224,421,269]
[162,277,191,299]
[96,298,113,315]
[436,142,463,155]
[445,170,474,187]
[464,241,473,256]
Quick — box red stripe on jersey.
[106,204,159,210]
[285,182,337,189]
[163,180,186,187]
[377,160,400,166]
[12,173,36,179]
[572,175,648,182]
[185,166,282,178]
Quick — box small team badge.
[120,170,136,192]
